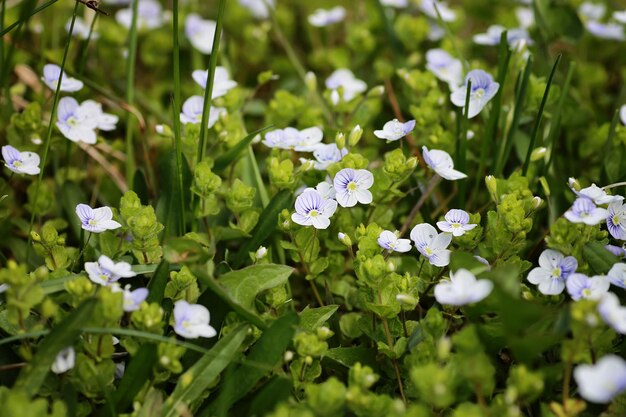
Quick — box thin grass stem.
[124,0,140,188]
[544,61,575,176]
[172,0,186,235]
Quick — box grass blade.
[124,0,140,187]
[213,126,273,173]
[111,343,158,413]
[146,260,171,303]
[0,0,58,37]
[544,61,575,176]
[171,0,186,235]
[456,79,471,206]
[522,53,562,176]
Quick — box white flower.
[410,223,452,267]
[434,269,493,306]
[180,96,226,128]
[116,0,164,31]
[578,2,606,21]
[516,7,534,29]
[574,355,626,403]
[378,230,412,253]
[381,0,408,8]
[333,168,374,208]
[192,67,238,99]
[291,190,337,229]
[174,300,218,339]
[262,127,323,151]
[325,69,367,104]
[422,146,467,180]
[311,144,348,170]
[598,292,626,334]
[573,183,624,205]
[607,201,626,240]
[565,273,610,301]
[121,285,148,312]
[75,203,122,233]
[436,209,477,236]
[527,249,578,295]
[425,49,463,89]
[185,14,217,54]
[450,69,500,119]
[56,97,118,144]
[51,347,75,374]
[585,21,625,40]
[473,25,532,48]
[564,198,609,226]
[608,263,626,289]
[308,6,346,27]
[255,246,268,260]
[41,64,83,92]
[419,0,456,22]
[303,180,336,200]
[85,255,136,286]
[621,104,626,125]
[66,17,99,40]
[614,11,626,24]
[2,145,40,175]
[374,119,416,141]
[238,0,274,19]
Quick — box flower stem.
[124,0,140,188]
[399,174,442,236]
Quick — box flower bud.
[284,350,294,362]
[155,124,173,137]
[530,147,547,161]
[305,71,317,91]
[30,231,41,242]
[532,196,543,209]
[539,176,551,197]
[305,355,313,365]
[335,132,345,150]
[348,124,363,147]
[255,246,267,260]
[396,293,418,308]
[338,232,352,246]
[568,177,580,191]
[367,85,385,98]
[485,175,497,200]
[437,336,452,360]
[316,326,334,340]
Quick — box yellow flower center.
[425,247,433,256]
[309,210,319,217]
[582,288,592,297]
[474,88,485,99]
[347,181,357,192]
[551,267,561,278]
[613,215,620,226]
[11,160,23,168]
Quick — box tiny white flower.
[311,144,348,170]
[578,2,606,21]
[585,21,625,40]
[303,179,336,200]
[56,97,118,144]
[2,145,40,176]
[434,268,493,306]
[75,203,122,233]
[574,355,626,403]
[173,300,218,339]
[598,292,626,334]
[527,249,578,295]
[180,96,226,128]
[516,7,534,29]
[121,285,148,312]
[116,0,164,31]
[573,183,624,205]
[51,347,75,374]
[422,146,467,180]
[333,168,374,208]
[185,14,217,55]
[565,273,610,301]
[192,67,238,99]
[450,69,500,119]
[607,201,626,240]
[608,263,626,289]
[436,209,477,236]
[238,0,274,19]
[308,6,346,27]
[473,25,532,48]
[291,190,338,229]
[614,11,626,24]
[425,49,463,89]
[255,246,268,260]
[85,255,137,286]
[262,127,323,151]
[66,17,99,40]
[325,69,367,104]
[378,230,412,253]
[419,0,456,22]
[410,223,452,267]
[621,104,626,126]
[373,119,416,141]
[564,198,609,226]
[381,0,408,8]
[41,64,83,92]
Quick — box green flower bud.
[335,132,346,149]
[530,147,547,161]
[305,71,317,91]
[348,125,363,147]
[367,85,385,98]
[338,232,352,247]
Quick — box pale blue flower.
[75,204,122,233]
[473,25,532,48]
[374,119,416,141]
[434,269,493,306]
[608,263,626,288]
[436,209,477,236]
[116,0,164,31]
[410,223,452,267]
[450,70,500,118]
[605,244,626,258]
[66,17,99,40]
[2,145,40,175]
[425,49,463,88]
[574,355,626,403]
[57,97,118,144]
[614,11,626,24]
[185,14,217,55]
[42,64,83,92]
[564,198,609,225]
[292,190,337,229]
[308,6,346,27]
[85,255,136,285]
[516,7,534,29]
[607,201,626,240]
[422,146,467,180]
[381,0,408,8]
[122,285,148,312]
[180,96,225,128]
[527,249,578,295]
[598,292,626,334]
[325,69,367,105]
[51,347,75,374]
[565,273,610,301]
[578,2,605,21]
[311,144,348,170]
[333,168,374,207]
[192,67,237,99]
[573,183,623,205]
[378,230,412,253]
[263,127,323,151]
[419,0,456,22]
[586,21,625,40]
[173,300,217,339]
[238,0,274,19]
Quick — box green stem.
[172,0,186,235]
[0,0,58,37]
[544,61,575,176]
[124,0,141,188]
[26,1,79,265]
[457,79,471,206]
[77,13,99,75]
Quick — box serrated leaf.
[160,325,248,417]
[299,305,339,332]
[218,264,293,310]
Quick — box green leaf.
[163,237,211,265]
[14,299,97,398]
[155,149,192,238]
[246,376,293,417]
[583,242,620,275]
[300,305,339,332]
[207,312,299,414]
[233,189,292,267]
[160,325,248,417]
[146,260,170,304]
[112,343,157,413]
[61,181,89,241]
[534,0,583,41]
[324,347,378,369]
[213,126,273,173]
[218,264,293,310]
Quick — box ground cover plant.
[2,0,626,415]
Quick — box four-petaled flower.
[121,285,149,312]
[263,127,324,151]
[192,67,238,98]
[57,97,118,144]
[608,263,626,288]
[410,223,452,267]
[598,292,626,334]
[310,144,348,170]
[51,347,75,374]
[180,96,226,128]
[573,183,623,205]
[434,268,493,306]
[374,119,416,141]
[377,230,412,253]
[436,209,477,236]
[308,6,346,27]
[419,0,456,22]
[450,69,500,119]
[574,355,626,403]
[527,249,578,295]
[565,273,610,301]
[2,145,40,175]
[85,255,136,286]
[606,201,626,240]
[425,49,463,89]
[325,69,367,105]
[473,25,532,49]
[333,168,374,207]
[116,0,164,31]
[75,203,122,233]
[422,146,467,180]
[173,300,217,339]
[238,0,274,19]
[41,64,83,92]
[185,14,217,55]
[291,190,338,229]
[564,198,609,226]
